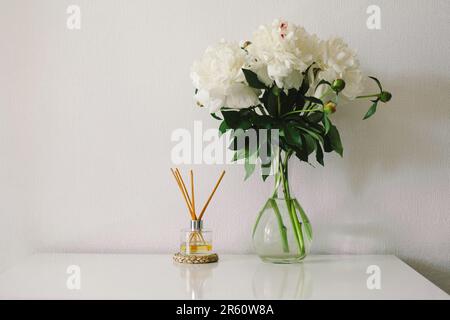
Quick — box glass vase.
[252,151,313,263]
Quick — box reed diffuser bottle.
[171,168,225,262]
[180,220,212,255]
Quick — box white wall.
[0,0,449,292]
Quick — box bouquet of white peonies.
[191,19,391,174]
[190,19,393,262]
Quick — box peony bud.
[324,101,337,114]
[331,79,346,93]
[379,91,392,103]
[272,85,281,96]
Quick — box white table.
[0,254,447,299]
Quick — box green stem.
[277,95,281,116]
[254,149,289,253]
[282,108,321,118]
[294,199,313,241]
[355,93,380,99]
[305,88,334,112]
[252,199,270,237]
[269,199,290,253]
[271,148,281,198]
[274,94,305,257]
[280,152,305,256]
[271,171,280,198]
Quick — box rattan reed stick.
[198,170,225,220]
[170,168,196,220]
[175,169,197,220]
[190,170,196,216]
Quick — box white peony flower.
[246,19,320,89]
[315,37,364,99]
[190,40,259,113]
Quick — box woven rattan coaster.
[173,252,219,264]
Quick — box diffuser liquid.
[180,243,212,255]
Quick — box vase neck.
[272,150,293,199]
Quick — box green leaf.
[323,137,333,153]
[232,149,246,162]
[290,117,309,128]
[260,141,272,181]
[229,130,247,151]
[258,135,272,165]
[305,96,323,106]
[315,141,324,166]
[244,161,256,180]
[263,89,278,116]
[222,109,253,130]
[244,148,257,180]
[210,113,222,121]
[299,77,309,95]
[315,79,331,91]
[322,114,331,134]
[297,127,323,144]
[287,88,298,111]
[326,125,343,156]
[307,112,323,123]
[242,69,266,89]
[250,114,272,129]
[221,110,240,128]
[298,65,314,95]
[299,62,316,95]
[284,125,302,146]
[296,95,306,109]
[237,118,252,130]
[369,76,383,92]
[295,148,308,162]
[228,136,241,151]
[363,101,378,120]
[218,121,229,136]
[301,133,317,156]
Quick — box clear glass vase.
[252,151,312,263]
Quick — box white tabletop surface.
[0,254,447,300]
